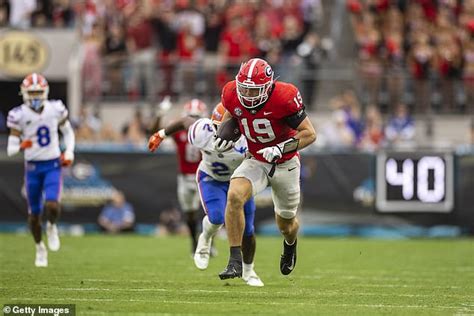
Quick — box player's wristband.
[158,129,167,138]
[278,137,299,154]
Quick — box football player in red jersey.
[149,99,207,253]
[214,58,317,279]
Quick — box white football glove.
[212,136,234,152]
[256,145,283,163]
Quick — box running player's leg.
[270,157,301,275]
[242,197,256,265]
[25,164,47,267]
[194,171,226,269]
[218,177,251,279]
[43,164,62,251]
[242,197,264,286]
[219,158,268,280]
[177,174,200,253]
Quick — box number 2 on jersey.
[36,126,50,147]
[241,118,275,143]
[211,162,230,176]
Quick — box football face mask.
[236,58,274,109]
[21,73,49,111]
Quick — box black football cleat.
[218,259,242,280]
[280,239,297,275]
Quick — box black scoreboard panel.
[376,152,454,213]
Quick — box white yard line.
[7,287,474,299]
[356,283,462,289]
[311,268,474,275]
[83,276,469,289]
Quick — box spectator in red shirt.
[126,7,156,102]
[218,15,255,81]
[175,22,203,96]
[174,7,205,96]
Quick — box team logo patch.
[265,66,273,77]
[234,108,242,117]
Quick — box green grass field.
[0,233,473,315]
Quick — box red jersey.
[172,130,201,174]
[221,80,304,163]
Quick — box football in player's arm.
[215,58,317,280]
[6,73,75,267]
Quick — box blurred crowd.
[73,91,421,151]
[2,0,474,148]
[77,0,326,104]
[0,0,326,105]
[319,90,416,151]
[0,0,75,28]
[73,105,151,146]
[347,0,474,113]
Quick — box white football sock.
[202,216,222,240]
[243,262,254,274]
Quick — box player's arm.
[148,116,197,152]
[7,128,32,156]
[187,118,217,150]
[257,106,317,163]
[291,116,317,151]
[6,107,31,156]
[59,118,76,166]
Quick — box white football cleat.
[194,233,212,270]
[242,270,264,287]
[35,242,48,267]
[46,222,60,251]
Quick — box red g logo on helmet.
[265,66,273,77]
[235,58,274,109]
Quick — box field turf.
[0,233,473,315]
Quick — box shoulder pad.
[49,100,68,120]
[6,106,23,130]
[188,118,214,149]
